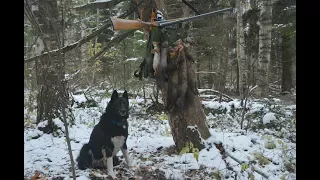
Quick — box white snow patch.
[126,57,138,61]
[72,94,87,103]
[273,98,281,102]
[53,118,64,130]
[37,120,48,128]
[25,129,43,141]
[24,94,296,179]
[263,112,277,124]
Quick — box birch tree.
[236,0,247,101]
[257,0,273,96]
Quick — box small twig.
[181,0,200,15]
[87,30,135,62]
[195,71,218,74]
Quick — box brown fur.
[166,42,188,112]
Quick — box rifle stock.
[110,7,233,31]
[110,17,158,30]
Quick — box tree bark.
[257,0,272,96]
[236,0,247,101]
[281,33,293,93]
[33,0,68,133]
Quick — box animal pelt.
[165,40,198,113]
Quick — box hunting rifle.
[110,7,233,31]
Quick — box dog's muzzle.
[119,109,127,117]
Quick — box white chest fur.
[111,136,125,156]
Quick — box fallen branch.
[224,149,270,179]
[30,171,40,180]
[198,89,233,101]
[195,71,218,74]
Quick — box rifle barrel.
[158,7,233,27]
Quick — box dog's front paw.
[108,170,117,179]
[124,160,132,169]
[108,174,117,179]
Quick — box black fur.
[77,90,130,170]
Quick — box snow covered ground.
[24,91,296,180]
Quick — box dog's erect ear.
[111,90,119,102]
[123,90,128,100]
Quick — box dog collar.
[112,119,125,126]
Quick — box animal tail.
[76,143,92,170]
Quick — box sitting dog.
[77,90,131,179]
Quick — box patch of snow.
[126,57,138,61]
[72,94,87,103]
[273,98,281,102]
[37,120,48,128]
[24,94,296,179]
[263,112,277,124]
[93,0,112,3]
[25,129,43,141]
[137,39,146,43]
[53,118,64,130]
[231,135,253,150]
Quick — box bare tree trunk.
[218,26,229,102]
[236,59,240,94]
[196,61,201,89]
[33,0,68,133]
[257,0,272,97]
[236,0,247,102]
[208,58,214,89]
[281,33,294,93]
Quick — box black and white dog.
[77,90,131,178]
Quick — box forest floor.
[24,89,296,180]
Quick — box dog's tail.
[76,143,92,170]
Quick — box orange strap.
[149,9,156,31]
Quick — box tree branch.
[181,0,200,15]
[195,71,218,74]
[88,30,135,62]
[24,0,145,64]
[198,89,233,101]
[24,21,112,63]
[73,0,124,11]
[225,151,270,179]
